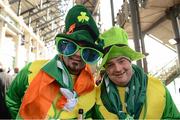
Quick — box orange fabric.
[20,65,94,118]
[67,23,76,34]
[58,96,67,109]
[74,65,94,95]
[19,71,59,119]
[57,65,94,108]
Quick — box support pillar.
[168,5,180,70]
[110,0,115,26]
[141,33,148,73]
[17,0,22,16]
[0,21,6,61]
[35,42,39,60]
[129,0,143,68]
[24,33,31,62]
[14,34,22,68]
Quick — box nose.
[114,63,123,72]
[74,49,81,56]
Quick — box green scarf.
[101,64,147,119]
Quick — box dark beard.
[62,55,85,75]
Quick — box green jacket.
[94,75,180,119]
[6,55,96,119]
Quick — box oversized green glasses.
[57,38,103,64]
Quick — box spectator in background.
[0,65,11,92]
[11,67,19,80]
[0,67,11,118]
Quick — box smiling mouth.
[114,71,126,77]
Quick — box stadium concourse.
[0,0,179,114]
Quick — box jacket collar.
[41,55,64,85]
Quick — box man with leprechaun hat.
[6,5,104,119]
[93,26,180,119]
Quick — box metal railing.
[150,56,180,85]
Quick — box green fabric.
[91,104,104,119]
[6,55,73,119]
[84,105,103,119]
[100,26,128,48]
[56,5,104,52]
[65,5,99,38]
[42,55,73,90]
[161,87,180,119]
[99,27,145,67]
[101,46,145,67]
[6,63,31,119]
[100,64,147,119]
[6,55,94,119]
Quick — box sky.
[99,0,123,31]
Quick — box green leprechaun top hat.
[100,26,145,67]
[55,5,104,52]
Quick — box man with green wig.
[93,26,180,119]
[6,5,104,119]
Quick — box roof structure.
[117,0,180,50]
[8,0,99,45]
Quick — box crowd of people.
[0,64,19,118]
[1,4,180,119]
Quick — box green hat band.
[101,45,145,67]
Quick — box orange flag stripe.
[20,71,59,119]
